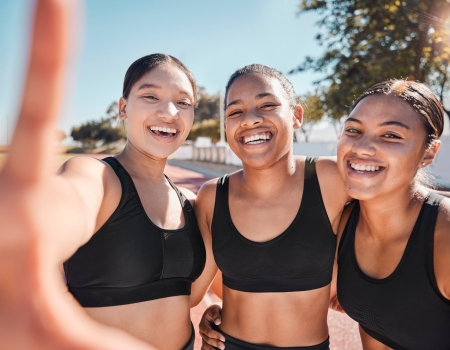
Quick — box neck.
[357,183,426,240]
[239,151,297,197]
[115,141,167,182]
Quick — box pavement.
[165,160,362,350]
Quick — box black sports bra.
[211,157,336,293]
[337,193,450,350]
[64,157,206,307]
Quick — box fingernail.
[214,318,221,325]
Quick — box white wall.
[172,139,450,188]
[429,135,450,188]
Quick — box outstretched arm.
[0,0,155,348]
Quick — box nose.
[157,101,179,121]
[240,108,262,128]
[351,133,376,156]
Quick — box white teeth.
[150,126,177,134]
[243,132,271,144]
[350,162,381,172]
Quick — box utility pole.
[218,92,225,145]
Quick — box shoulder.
[315,156,339,177]
[197,178,220,204]
[58,156,120,195]
[195,177,221,221]
[59,156,111,178]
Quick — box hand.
[329,293,345,314]
[199,304,225,350]
[0,0,153,348]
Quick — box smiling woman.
[196,64,350,350]
[336,79,450,350]
[58,53,223,350]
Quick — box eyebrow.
[345,117,410,130]
[137,83,161,91]
[379,121,410,130]
[255,92,277,100]
[226,99,243,109]
[137,84,193,99]
[226,92,278,109]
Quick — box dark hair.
[353,80,444,146]
[224,64,297,109]
[122,53,198,106]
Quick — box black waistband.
[215,326,329,350]
[223,266,333,293]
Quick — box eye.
[344,127,360,134]
[382,133,401,139]
[144,95,158,101]
[178,101,192,107]
[261,103,277,108]
[227,110,242,118]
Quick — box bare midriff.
[221,285,330,347]
[84,295,191,350]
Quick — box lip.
[346,160,385,178]
[147,125,180,143]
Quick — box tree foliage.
[292,0,450,121]
[195,87,220,123]
[297,92,326,142]
[187,118,221,143]
[71,118,126,148]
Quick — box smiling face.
[119,64,195,159]
[225,73,302,168]
[337,94,438,200]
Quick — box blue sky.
[0,0,332,144]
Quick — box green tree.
[187,118,221,143]
[297,92,326,142]
[70,118,125,148]
[292,0,450,121]
[195,87,220,123]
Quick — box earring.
[422,162,426,166]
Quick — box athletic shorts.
[213,327,329,350]
[182,323,195,350]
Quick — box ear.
[420,140,441,168]
[293,105,303,130]
[118,97,127,120]
[224,120,227,132]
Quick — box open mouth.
[149,126,179,139]
[240,132,273,145]
[348,161,384,173]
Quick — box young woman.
[196,64,350,350]
[336,80,450,350]
[59,52,213,350]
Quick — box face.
[119,64,195,159]
[225,73,302,168]
[337,94,438,200]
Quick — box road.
[164,163,362,350]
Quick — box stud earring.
[422,162,426,166]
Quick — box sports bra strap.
[303,156,327,209]
[164,175,194,215]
